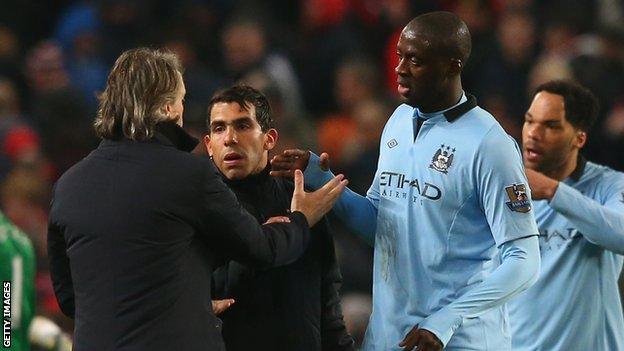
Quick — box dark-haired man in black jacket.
[205,85,355,351]
[48,49,346,351]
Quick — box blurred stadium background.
[1,0,623,347]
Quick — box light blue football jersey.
[305,94,540,350]
[509,159,624,351]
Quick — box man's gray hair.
[94,48,183,141]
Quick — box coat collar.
[152,122,199,152]
[222,164,272,190]
[100,121,199,152]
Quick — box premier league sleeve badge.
[505,183,532,213]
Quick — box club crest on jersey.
[429,144,455,174]
[505,183,531,213]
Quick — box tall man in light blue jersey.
[271,12,540,351]
[508,80,624,350]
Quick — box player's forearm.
[549,182,624,253]
[419,236,540,346]
[305,152,377,244]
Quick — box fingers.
[269,170,294,178]
[212,299,235,315]
[282,149,308,157]
[270,159,297,171]
[293,169,304,195]
[399,326,420,350]
[422,330,443,351]
[317,174,345,195]
[264,216,291,224]
[319,152,330,171]
[328,178,348,198]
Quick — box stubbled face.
[205,102,276,180]
[522,92,581,173]
[395,27,448,109]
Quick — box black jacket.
[213,166,355,351]
[47,122,310,351]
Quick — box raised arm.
[527,168,624,254]
[271,149,378,245]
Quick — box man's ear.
[575,130,587,149]
[264,129,278,151]
[163,101,173,116]
[203,135,213,156]
[448,58,462,77]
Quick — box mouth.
[397,82,410,96]
[223,151,244,165]
[523,146,542,162]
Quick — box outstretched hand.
[270,149,330,178]
[399,325,443,351]
[290,169,347,226]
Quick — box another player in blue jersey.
[271,11,540,351]
[508,80,624,350]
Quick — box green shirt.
[0,212,35,351]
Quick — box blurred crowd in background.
[1,0,623,345]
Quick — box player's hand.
[290,169,347,226]
[399,325,443,351]
[270,149,330,178]
[525,168,558,200]
[264,216,291,224]
[212,299,235,315]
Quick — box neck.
[544,151,579,181]
[224,163,271,186]
[418,80,463,113]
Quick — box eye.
[212,125,224,133]
[545,123,561,129]
[409,57,422,66]
[237,122,251,130]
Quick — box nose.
[525,123,542,141]
[224,127,237,145]
[395,57,407,76]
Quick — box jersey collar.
[415,92,477,123]
[569,155,587,182]
[444,94,477,122]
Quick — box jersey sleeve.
[475,128,539,246]
[549,170,624,254]
[420,235,540,346]
[304,152,377,245]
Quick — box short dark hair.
[535,80,599,132]
[206,85,272,132]
[407,11,472,64]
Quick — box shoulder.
[583,161,624,194]
[448,106,520,156]
[385,104,414,128]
